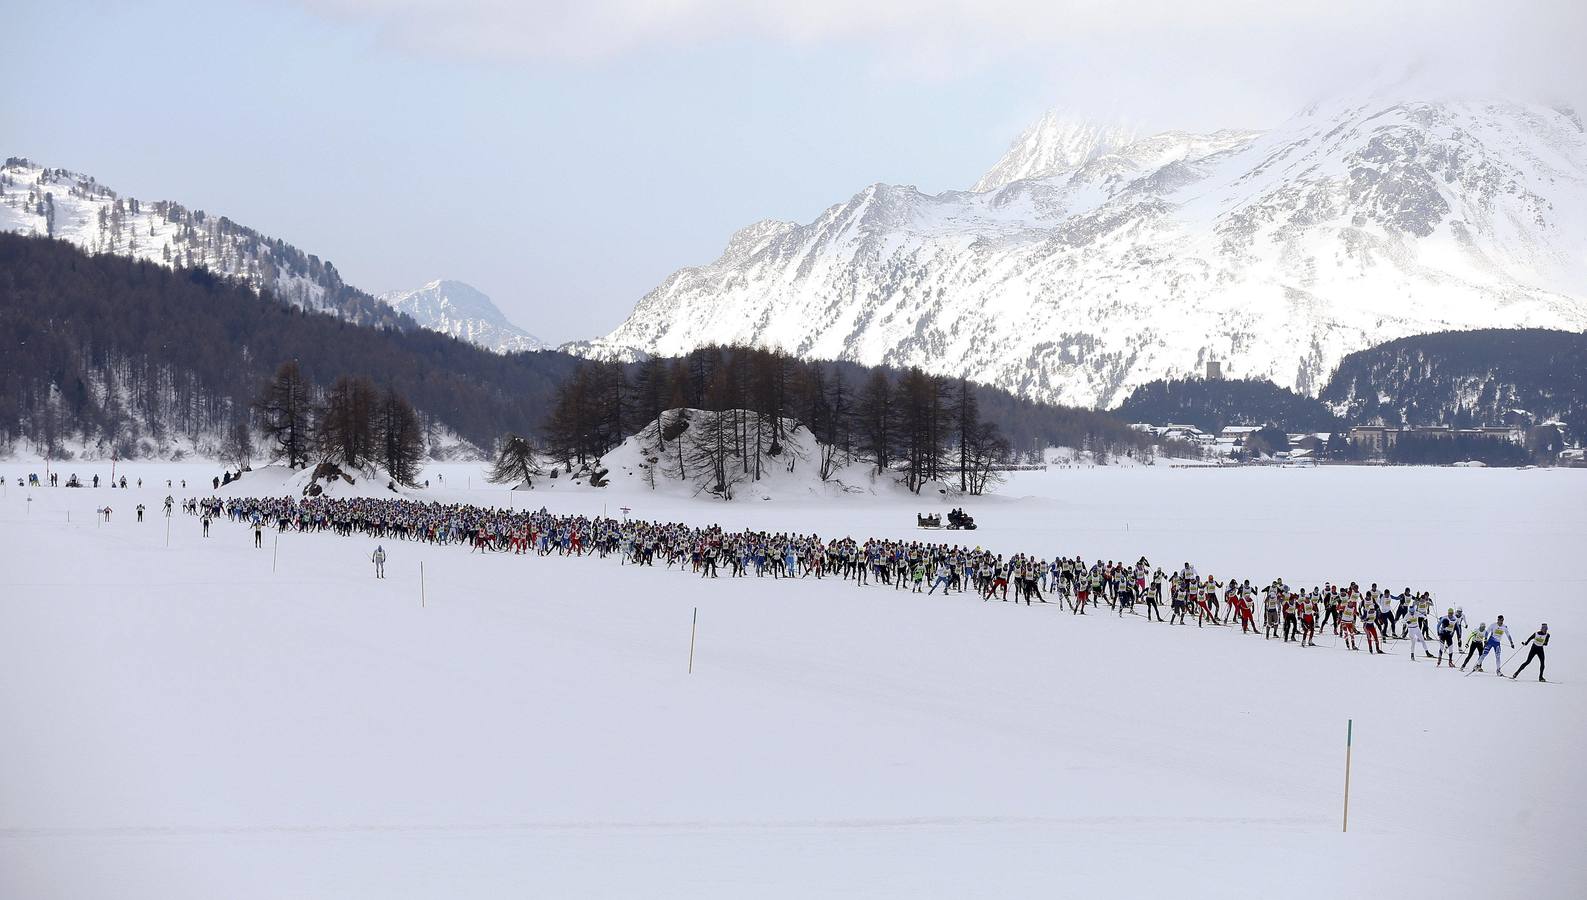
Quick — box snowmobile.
[917,513,943,529]
[946,508,977,530]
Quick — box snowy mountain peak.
[973,112,1142,192]
[378,280,547,354]
[581,97,1587,410]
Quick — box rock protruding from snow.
[972,112,1141,192]
[580,98,1587,409]
[377,279,547,354]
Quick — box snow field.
[0,463,1583,899]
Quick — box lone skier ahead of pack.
[1511,625,1551,682]
[372,546,387,579]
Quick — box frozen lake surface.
[2,461,1582,899]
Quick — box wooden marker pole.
[688,607,697,674]
[164,516,170,547]
[1342,719,1353,832]
[420,561,426,608]
[273,532,279,573]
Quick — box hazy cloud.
[298,0,1586,126]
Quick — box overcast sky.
[4,1,1581,343]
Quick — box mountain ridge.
[0,157,410,330]
[577,96,1587,409]
[378,279,548,354]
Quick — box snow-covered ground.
[2,461,1583,899]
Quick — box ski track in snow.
[0,461,1583,899]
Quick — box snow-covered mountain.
[0,157,405,329]
[378,279,547,353]
[580,98,1587,409]
[972,113,1141,192]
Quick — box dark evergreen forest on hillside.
[1113,377,1343,433]
[0,234,1149,461]
[1115,330,1585,440]
[1320,328,1587,436]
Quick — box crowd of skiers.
[206,494,1554,682]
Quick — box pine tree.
[317,375,379,471]
[224,417,253,469]
[630,355,671,448]
[854,369,896,476]
[895,368,947,492]
[487,434,543,487]
[375,386,425,485]
[254,360,313,468]
[949,377,979,493]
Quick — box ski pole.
[688,606,697,674]
[1342,718,1353,832]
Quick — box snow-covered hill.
[378,279,547,354]
[0,157,405,328]
[581,97,1587,409]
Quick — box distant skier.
[1510,624,1550,682]
[371,545,387,579]
[136,503,145,522]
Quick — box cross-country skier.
[1510,624,1549,682]
[1460,623,1489,672]
[1361,595,1385,654]
[1483,616,1516,676]
[371,545,387,578]
[1406,611,1433,661]
[1339,598,1359,650]
[1435,609,1459,667]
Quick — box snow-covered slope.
[582,98,1587,409]
[972,113,1141,192]
[0,157,404,328]
[378,279,547,353]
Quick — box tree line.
[1321,328,1587,439]
[254,361,426,485]
[0,232,578,458]
[0,233,1157,472]
[520,346,1017,496]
